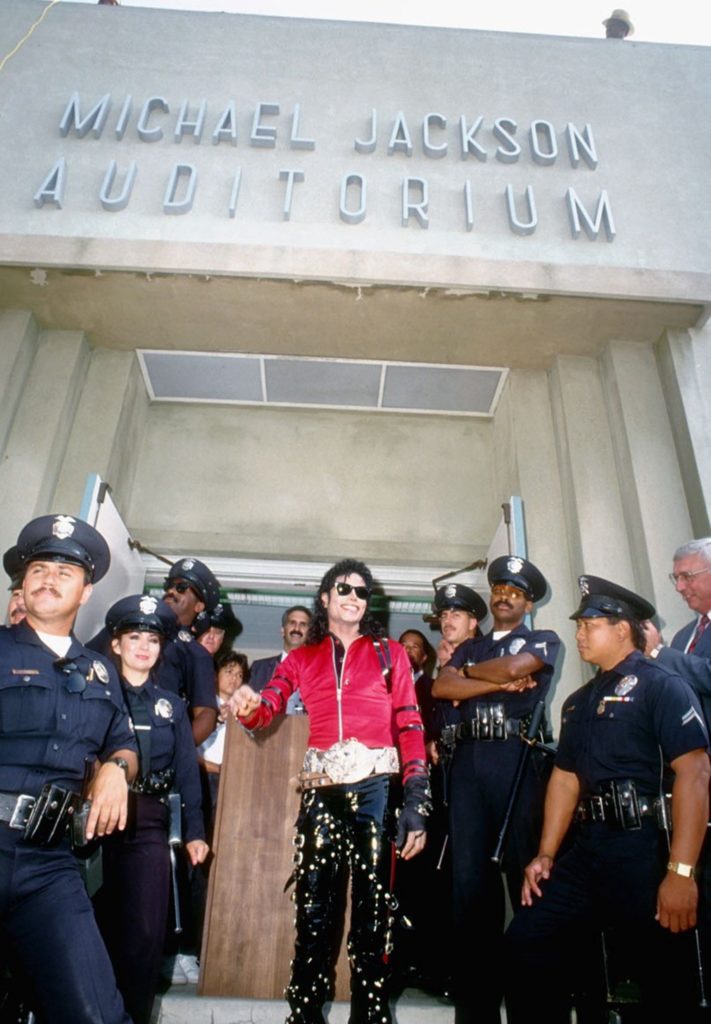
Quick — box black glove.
[395,774,432,850]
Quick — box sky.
[65,1,711,48]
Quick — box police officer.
[3,546,26,625]
[157,557,221,746]
[0,514,138,1024]
[196,601,238,659]
[431,582,488,758]
[95,594,208,1024]
[505,575,710,1023]
[433,555,561,1024]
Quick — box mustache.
[31,585,61,598]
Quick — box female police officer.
[95,594,209,1024]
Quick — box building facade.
[0,1,709,721]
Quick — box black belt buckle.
[23,783,78,847]
[607,779,641,830]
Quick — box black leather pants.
[286,776,393,1024]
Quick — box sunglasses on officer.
[163,579,197,596]
[334,582,370,600]
[54,658,87,693]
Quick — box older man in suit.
[644,536,711,991]
[644,538,711,726]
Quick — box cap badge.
[52,515,76,540]
[615,675,638,697]
[508,637,526,655]
[139,596,158,615]
[154,698,173,720]
[181,559,195,572]
[445,583,457,599]
[580,576,590,596]
[93,660,110,684]
[507,556,524,574]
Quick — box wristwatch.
[667,860,696,878]
[106,756,129,778]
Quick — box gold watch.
[667,861,696,879]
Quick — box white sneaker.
[176,953,200,984]
[161,955,187,985]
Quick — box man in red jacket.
[232,558,430,1024]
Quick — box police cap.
[16,514,110,583]
[3,546,23,588]
[570,575,655,622]
[433,582,488,621]
[487,555,547,603]
[165,557,221,612]
[106,594,177,638]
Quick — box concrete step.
[155,987,455,1023]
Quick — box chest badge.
[154,698,173,720]
[597,701,606,715]
[509,637,526,655]
[93,660,110,684]
[615,675,638,697]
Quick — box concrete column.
[0,310,39,461]
[54,350,149,519]
[656,326,711,538]
[602,340,693,636]
[549,354,634,587]
[0,329,89,559]
[494,369,577,725]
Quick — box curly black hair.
[306,558,383,645]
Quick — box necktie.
[689,615,710,653]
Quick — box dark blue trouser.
[0,825,131,1024]
[95,794,170,1024]
[504,821,701,1023]
[449,738,548,1024]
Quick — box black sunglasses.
[163,579,194,595]
[54,658,87,693]
[335,582,370,600]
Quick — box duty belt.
[0,784,86,847]
[131,766,176,795]
[442,704,532,744]
[576,779,671,831]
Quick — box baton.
[492,700,547,865]
[167,792,183,934]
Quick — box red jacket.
[244,634,426,782]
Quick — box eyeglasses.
[335,582,370,600]
[54,658,87,693]
[491,583,527,600]
[669,567,711,586]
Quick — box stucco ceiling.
[0,265,702,370]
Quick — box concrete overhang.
[0,264,702,370]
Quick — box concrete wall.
[0,2,709,303]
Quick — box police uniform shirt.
[449,623,561,720]
[123,678,204,842]
[556,649,709,798]
[0,621,136,797]
[154,631,216,711]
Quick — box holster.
[22,784,83,848]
